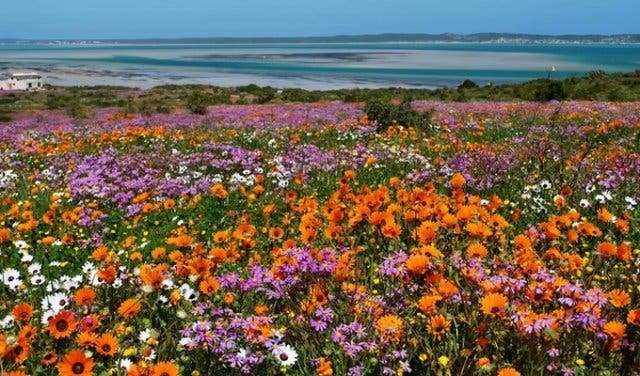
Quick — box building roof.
[11,72,41,77]
[10,72,42,80]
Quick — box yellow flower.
[438,356,449,366]
[576,359,585,366]
[419,353,428,362]
[123,347,137,357]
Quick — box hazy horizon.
[1,0,638,40]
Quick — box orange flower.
[497,368,521,376]
[316,357,333,376]
[12,302,34,322]
[375,314,404,342]
[57,349,94,376]
[466,222,493,238]
[8,338,30,363]
[79,314,100,333]
[603,321,626,340]
[437,280,459,298]
[428,314,450,339]
[151,361,179,376]
[213,230,230,243]
[417,294,442,315]
[4,371,29,376]
[95,334,118,356]
[597,241,617,257]
[269,227,285,240]
[74,287,96,307]
[42,351,59,366]
[211,183,228,199]
[466,243,487,258]
[627,309,640,327]
[199,277,220,295]
[608,289,631,308]
[76,332,98,348]
[480,293,509,317]
[117,299,142,318]
[450,173,466,189]
[475,357,490,368]
[406,254,430,275]
[48,311,77,339]
[19,324,37,342]
[381,222,402,239]
[166,234,193,248]
[151,247,167,259]
[0,227,11,242]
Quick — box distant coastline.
[2,32,640,45]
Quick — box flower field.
[1,100,640,375]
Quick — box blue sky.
[2,0,638,39]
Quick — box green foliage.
[0,111,11,122]
[458,79,479,90]
[531,79,568,102]
[280,88,323,102]
[186,90,230,114]
[2,70,639,118]
[365,98,433,132]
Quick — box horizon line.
[2,32,640,42]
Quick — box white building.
[0,72,44,91]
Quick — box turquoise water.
[1,43,639,88]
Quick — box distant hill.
[2,33,640,44]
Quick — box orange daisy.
[151,361,179,376]
[95,334,118,356]
[73,287,96,307]
[117,299,142,318]
[48,311,77,339]
[42,351,59,366]
[57,349,94,376]
[428,314,450,339]
[480,293,509,317]
[12,302,34,322]
[497,368,521,376]
[627,309,640,327]
[608,289,631,308]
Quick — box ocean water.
[0,42,639,89]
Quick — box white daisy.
[28,263,42,275]
[30,274,46,285]
[2,269,22,291]
[273,344,298,367]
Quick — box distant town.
[1,33,640,45]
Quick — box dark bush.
[458,79,479,90]
[365,99,433,132]
[186,91,229,114]
[533,80,568,102]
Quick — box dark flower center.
[280,353,289,361]
[102,344,111,352]
[72,362,85,374]
[13,345,24,355]
[56,320,69,331]
[490,306,500,314]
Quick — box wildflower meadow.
[1,100,640,375]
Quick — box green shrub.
[365,99,433,132]
[186,91,230,114]
[458,79,479,90]
[533,80,568,102]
